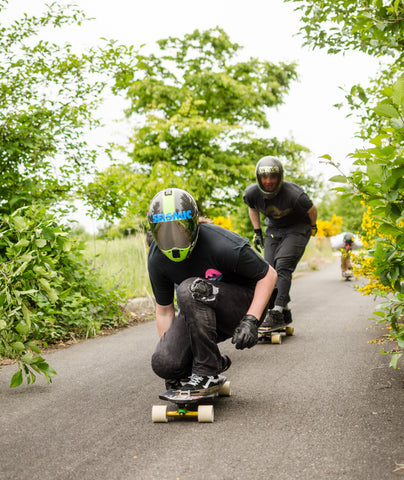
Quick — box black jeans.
[264,226,311,307]
[151,277,257,380]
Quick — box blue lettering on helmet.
[171,211,182,221]
[152,210,192,223]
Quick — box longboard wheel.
[152,405,168,423]
[218,380,231,396]
[198,405,214,423]
[285,326,294,336]
[271,333,282,344]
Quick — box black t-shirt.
[148,223,269,306]
[243,182,313,231]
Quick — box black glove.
[253,228,264,252]
[311,224,318,236]
[231,315,259,350]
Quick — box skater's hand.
[232,315,259,350]
[253,229,264,252]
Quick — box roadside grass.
[82,235,152,299]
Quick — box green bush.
[0,206,128,387]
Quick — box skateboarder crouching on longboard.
[147,188,277,392]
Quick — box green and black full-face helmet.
[147,188,199,262]
[255,156,284,199]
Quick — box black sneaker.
[261,309,285,329]
[180,373,221,392]
[165,378,187,391]
[219,354,232,373]
[283,309,292,325]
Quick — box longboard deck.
[159,375,227,404]
[259,325,291,333]
[159,389,218,405]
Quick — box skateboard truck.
[258,325,294,344]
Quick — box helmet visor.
[153,220,193,251]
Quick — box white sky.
[6,0,381,231]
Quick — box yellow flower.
[212,216,234,232]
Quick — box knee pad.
[189,278,218,302]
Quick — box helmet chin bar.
[161,227,199,262]
[162,246,190,262]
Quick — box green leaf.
[35,239,47,248]
[391,77,404,108]
[389,353,402,369]
[10,370,23,388]
[329,175,347,183]
[63,240,72,252]
[15,239,30,247]
[366,163,383,181]
[373,103,399,119]
[12,341,25,353]
[22,304,31,328]
[15,322,30,335]
[391,118,404,130]
[21,352,34,364]
[30,355,45,365]
[379,223,400,236]
[42,228,56,241]
[0,320,7,330]
[38,278,51,291]
[26,342,42,354]
[35,361,57,377]
[11,216,27,231]
[17,254,33,263]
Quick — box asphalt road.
[0,260,403,480]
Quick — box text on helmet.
[152,210,193,223]
[258,166,279,174]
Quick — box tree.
[85,27,322,224]
[287,0,404,57]
[0,0,136,213]
[287,0,404,367]
[0,1,136,386]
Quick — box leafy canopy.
[0,0,136,213]
[85,27,321,224]
[287,0,404,57]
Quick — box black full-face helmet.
[255,156,284,199]
[147,188,199,262]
